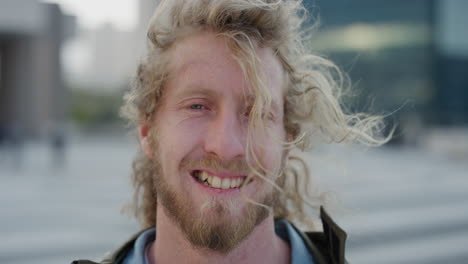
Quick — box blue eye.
[190,104,204,110]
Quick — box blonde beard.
[153,164,278,254]
[149,127,282,253]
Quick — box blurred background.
[0,0,467,263]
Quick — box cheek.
[156,119,207,170]
[252,125,286,175]
[261,144,283,175]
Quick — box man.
[73,0,387,263]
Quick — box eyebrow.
[169,59,222,99]
[173,83,221,100]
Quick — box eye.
[190,104,205,110]
[243,105,275,121]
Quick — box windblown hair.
[121,0,389,229]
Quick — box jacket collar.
[289,206,347,264]
[320,206,347,263]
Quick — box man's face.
[146,31,287,253]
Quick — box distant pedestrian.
[1,121,24,170]
[50,124,67,169]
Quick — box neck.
[149,206,290,264]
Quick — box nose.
[204,109,245,161]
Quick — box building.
[0,0,75,141]
[305,0,468,126]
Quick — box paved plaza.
[1,133,468,264]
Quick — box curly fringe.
[120,0,391,229]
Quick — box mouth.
[190,170,249,190]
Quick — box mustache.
[180,156,252,175]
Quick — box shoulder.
[288,207,348,264]
[71,228,152,264]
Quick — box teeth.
[194,171,246,189]
[207,175,213,185]
[230,178,237,188]
[212,177,221,188]
[200,171,208,181]
[221,178,231,189]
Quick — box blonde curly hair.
[121,0,390,229]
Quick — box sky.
[42,0,138,31]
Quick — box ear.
[139,124,153,158]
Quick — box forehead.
[165,31,285,102]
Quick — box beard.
[150,137,280,254]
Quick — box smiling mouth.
[191,170,248,189]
